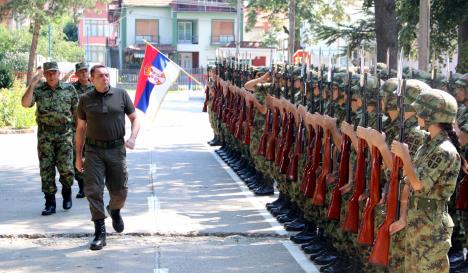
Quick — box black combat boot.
[76,179,85,198]
[106,205,124,233]
[90,219,106,250]
[62,187,72,210]
[41,193,56,216]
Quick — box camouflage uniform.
[403,89,461,273]
[31,80,78,194]
[71,71,94,194]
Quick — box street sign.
[292,50,311,65]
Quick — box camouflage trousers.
[37,129,74,194]
[405,209,453,273]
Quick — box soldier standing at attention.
[72,62,94,198]
[21,61,79,216]
[389,89,463,273]
[75,64,140,250]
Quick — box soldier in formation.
[204,55,468,273]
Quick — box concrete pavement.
[0,91,319,273]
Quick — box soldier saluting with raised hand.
[21,61,79,216]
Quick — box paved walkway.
[0,92,319,273]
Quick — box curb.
[0,127,36,134]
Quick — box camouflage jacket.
[410,131,461,200]
[72,81,94,96]
[401,115,425,158]
[31,81,78,128]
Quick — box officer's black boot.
[41,193,56,216]
[62,187,72,210]
[76,179,85,198]
[106,205,124,233]
[90,219,106,250]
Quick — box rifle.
[312,66,335,206]
[287,115,304,181]
[327,71,353,220]
[369,53,406,265]
[275,69,291,166]
[455,150,468,210]
[358,74,383,245]
[302,67,325,197]
[266,68,283,162]
[342,72,369,233]
[257,67,276,156]
[235,95,246,140]
[244,98,254,145]
[280,107,295,174]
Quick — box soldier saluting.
[21,61,79,216]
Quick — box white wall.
[177,12,237,67]
[126,7,173,46]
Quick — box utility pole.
[236,0,242,58]
[288,0,295,64]
[417,0,430,71]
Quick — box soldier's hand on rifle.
[368,129,387,149]
[359,192,368,202]
[340,181,353,194]
[390,141,410,163]
[389,218,407,235]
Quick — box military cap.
[411,88,458,124]
[332,72,347,89]
[75,62,89,72]
[381,78,399,111]
[43,61,59,72]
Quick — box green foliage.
[0,65,13,89]
[313,12,375,52]
[260,32,279,48]
[63,21,78,42]
[0,81,36,129]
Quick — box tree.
[0,0,106,84]
[245,0,349,54]
[63,21,78,42]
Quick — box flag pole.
[143,40,204,86]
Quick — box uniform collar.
[424,129,448,145]
[93,86,113,96]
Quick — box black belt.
[86,138,124,149]
[38,124,71,133]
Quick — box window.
[211,20,234,44]
[135,19,158,43]
[178,21,193,44]
[85,45,106,64]
[84,20,109,37]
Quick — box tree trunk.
[288,0,295,64]
[27,20,41,85]
[457,18,468,73]
[374,0,398,70]
[417,0,430,71]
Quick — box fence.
[118,67,208,91]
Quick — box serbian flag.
[134,44,180,118]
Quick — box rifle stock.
[244,101,254,145]
[266,108,280,161]
[303,126,323,197]
[280,113,295,174]
[312,127,331,206]
[257,108,272,156]
[234,97,245,140]
[275,110,289,166]
[300,125,316,193]
[327,134,351,220]
[369,155,402,266]
[358,146,382,245]
[287,119,304,181]
[202,85,209,112]
[342,138,367,233]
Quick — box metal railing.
[178,35,198,44]
[135,35,159,44]
[211,35,234,45]
[118,67,208,91]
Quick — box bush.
[0,65,13,89]
[0,81,36,129]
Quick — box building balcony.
[135,35,159,45]
[211,35,234,45]
[172,0,236,12]
[178,36,198,45]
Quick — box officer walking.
[75,64,140,250]
[72,62,94,198]
[21,61,79,215]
